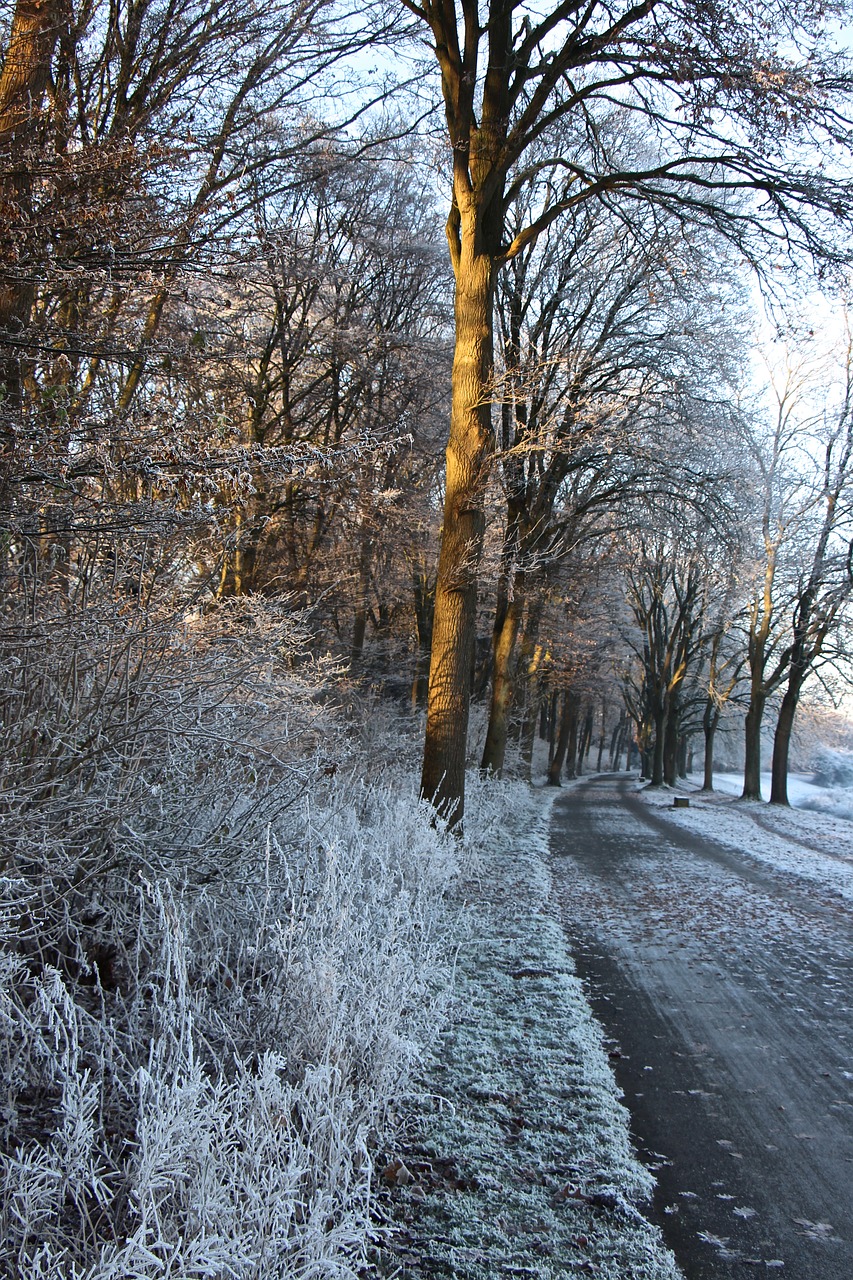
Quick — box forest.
[3,0,853,1275]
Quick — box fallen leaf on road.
[793,1218,835,1239]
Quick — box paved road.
[550,775,853,1279]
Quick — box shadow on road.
[551,775,853,1280]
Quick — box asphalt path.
[549,775,853,1279]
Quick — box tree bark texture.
[596,700,608,773]
[663,708,679,786]
[480,588,523,774]
[420,244,494,826]
[517,599,545,775]
[577,705,594,775]
[770,662,810,805]
[564,702,580,781]
[547,691,558,764]
[547,690,574,787]
[0,0,65,405]
[410,564,434,710]
[742,694,765,801]
[702,712,718,792]
[651,710,666,786]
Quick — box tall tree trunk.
[663,707,679,786]
[481,582,524,774]
[215,505,268,598]
[742,695,765,801]
[547,691,558,764]
[770,672,805,805]
[0,0,65,410]
[650,709,666,785]
[410,563,434,710]
[701,697,719,791]
[576,705,594,775]
[564,701,580,780]
[517,599,545,776]
[547,691,573,787]
[703,734,715,790]
[596,699,608,773]
[420,242,494,827]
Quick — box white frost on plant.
[0,604,460,1279]
[378,776,682,1280]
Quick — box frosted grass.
[374,777,682,1280]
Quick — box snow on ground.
[371,764,853,1278]
[373,777,681,1280]
[705,770,842,808]
[696,767,853,822]
[640,773,853,903]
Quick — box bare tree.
[769,334,853,803]
[624,528,704,786]
[0,0,67,410]
[739,345,853,801]
[404,0,853,826]
[478,163,748,776]
[698,582,745,792]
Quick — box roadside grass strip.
[376,780,682,1279]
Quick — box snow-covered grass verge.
[643,776,853,902]
[0,599,459,1279]
[372,776,681,1280]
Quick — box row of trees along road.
[614,333,853,804]
[3,0,853,830]
[408,0,853,826]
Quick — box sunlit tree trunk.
[481,575,524,775]
[420,231,495,825]
[0,0,65,406]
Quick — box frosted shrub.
[0,596,458,1278]
[810,746,853,788]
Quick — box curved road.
[550,775,853,1279]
